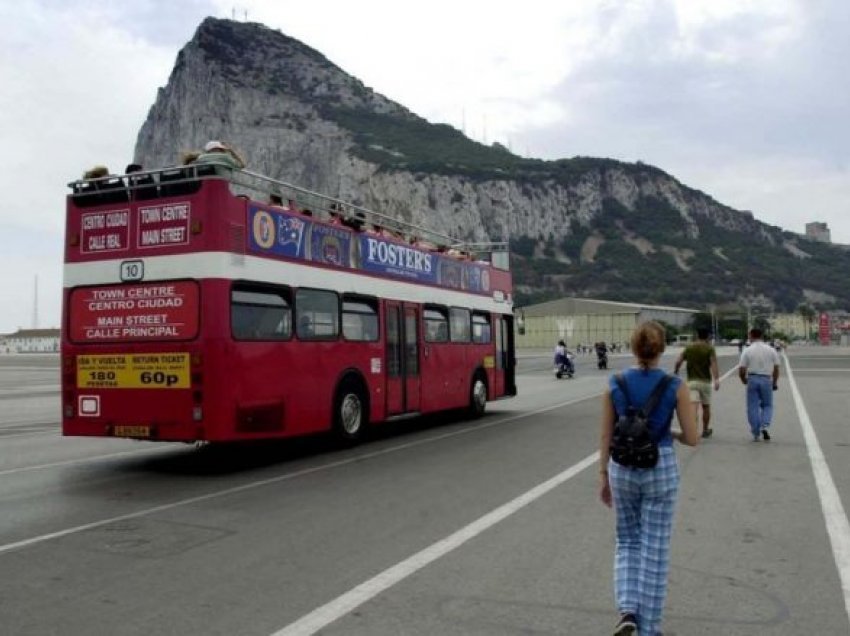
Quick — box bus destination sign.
[81,209,130,254]
[70,281,199,342]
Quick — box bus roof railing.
[68,165,506,259]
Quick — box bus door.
[385,302,421,415]
[493,315,505,397]
[495,314,517,397]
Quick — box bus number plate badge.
[120,260,144,282]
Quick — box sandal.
[701,428,713,438]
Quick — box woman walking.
[599,321,699,635]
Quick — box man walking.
[738,328,780,441]
[674,328,720,438]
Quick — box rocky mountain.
[135,17,850,312]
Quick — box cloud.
[0,1,183,331]
[2,0,849,332]
[519,0,850,242]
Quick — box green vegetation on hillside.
[319,106,669,186]
[512,195,850,311]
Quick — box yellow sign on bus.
[77,353,190,389]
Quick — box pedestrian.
[599,320,699,636]
[673,327,720,438]
[195,140,246,169]
[738,327,780,441]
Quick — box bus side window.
[231,285,292,341]
[296,288,339,341]
[472,312,491,344]
[424,306,449,343]
[449,308,471,343]
[342,296,379,342]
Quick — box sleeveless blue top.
[608,367,681,447]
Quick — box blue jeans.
[746,374,773,436]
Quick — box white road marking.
[785,355,850,626]
[270,453,599,636]
[271,365,739,635]
[0,394,593,557]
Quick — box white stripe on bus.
[64,252,512,314]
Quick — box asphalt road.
[0,347,848,635]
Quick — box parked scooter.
[555,352,576,379]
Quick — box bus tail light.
[191,219,203,235]
[62,356,76,418]
[190,354,203,420]
[69,232,80,246]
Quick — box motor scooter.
[555,352,576,379]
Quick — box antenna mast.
[32,275,39,329]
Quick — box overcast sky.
[2,0,848,333]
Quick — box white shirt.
[740,340,780,376]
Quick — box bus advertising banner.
[69,281,199,342]
[310,224,351,267]
[360,235,437,284]
[248,206,308,259]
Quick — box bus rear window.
[69,281,199,343]
[231,285,292,340]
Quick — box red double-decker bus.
[61,165,516,443]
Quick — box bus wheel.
[468,373,487,418]
[334,379,368,443]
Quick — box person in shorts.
[674,328,720,438]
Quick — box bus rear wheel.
[468,373,487,418]
[334,379,368,443]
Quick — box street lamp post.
[707,303,717,344]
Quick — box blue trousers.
[746,375,774,437]
[609,446,679,636]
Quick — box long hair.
[630,321,666,369]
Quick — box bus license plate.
[113,425,150,438]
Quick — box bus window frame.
[230,281,293,342]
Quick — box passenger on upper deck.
[194,141,246,170]
[181,151,201,165]
[83,165,110,180]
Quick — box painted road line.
[785,355,850,627]
[270,367,740,636]
[0,394,595,557]
[270,453,600,636]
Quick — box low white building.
[1,328,60,353]
[515,297,698,349]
